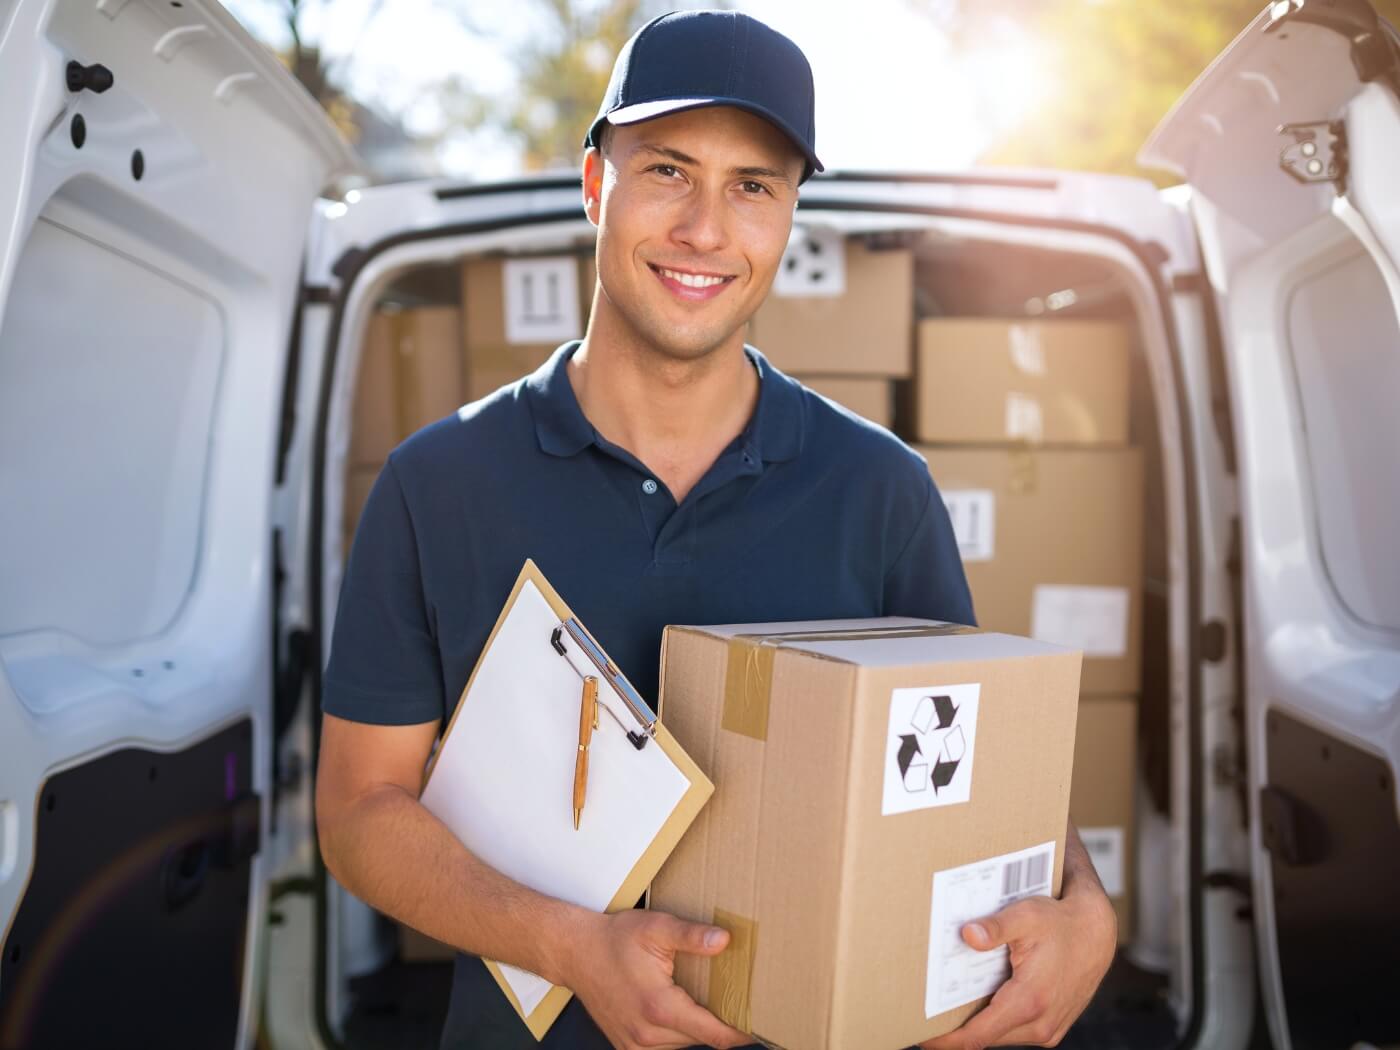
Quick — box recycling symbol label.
[881,683,981,815]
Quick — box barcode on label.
[999,848,1051,904]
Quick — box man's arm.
[921,821,1117,1049]
[315,713,751,1050]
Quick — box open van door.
[1142,2,1400,1048]
[0,2,354,1047]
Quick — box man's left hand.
[921,824,1117,1049]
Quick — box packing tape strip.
[720,623,974,742]
[710,908,758,1034]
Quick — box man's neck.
[567,297,760,505]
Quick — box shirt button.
[641,479,659,495]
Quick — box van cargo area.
[316,210,1208,1050]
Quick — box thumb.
[659,915,731,956]
[961,914,1005,951]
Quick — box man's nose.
[671,184,729,255]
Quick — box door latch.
[1278,121,1347,192]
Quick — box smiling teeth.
[659,267,726,288]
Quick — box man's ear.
[582,146,605,228]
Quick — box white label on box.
[1004,392,1044,441]
[772,225,846,297]
[942,489,995,563]
[925,840,1057,1018]
[503,256,580,345]
[882,683,980,816]
[1078,826,1125,897]
[1008,324,1047,376]
[1031,585,1129,658]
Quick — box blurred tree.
[919,0,1400,181]
[440,0,726,171]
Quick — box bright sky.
[224,0,1047,180]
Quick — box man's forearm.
[319,783,597,986]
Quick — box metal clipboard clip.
[550,618,656,750]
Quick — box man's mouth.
[649,263,737,301]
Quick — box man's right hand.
[562,909,752,1050]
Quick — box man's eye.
[651,164,680,178]
[741,180,770,196]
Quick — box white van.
[1,1,1397,1048]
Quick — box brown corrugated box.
[651,618,1081,1049]
[750,243,913,376]
[1069,696,1137,943]
[914,319,1130,444]
[350,306,465,465]
[795,376,894,428]
[461,255,594,400]
[917,446,1143,696]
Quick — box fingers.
[632,986,749,1050]
[651,912,731,956]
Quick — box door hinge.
[1278,121,1347,193]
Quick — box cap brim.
[604,97,824,179]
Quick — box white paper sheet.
[925,841,1056,1018]
[419,580,691,1015]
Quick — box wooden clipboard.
[419,559,713,1040]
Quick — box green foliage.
[925,0,1400,182]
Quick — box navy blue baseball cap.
[585,10,823,182]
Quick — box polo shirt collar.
[525,341,804,463]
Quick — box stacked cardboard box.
[461,255,594,401]
[913,316,1141,941]
[750,236,910,427]
[345,305,465,554]
[652,618,1082,1049]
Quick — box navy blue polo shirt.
[323,341,974,1049]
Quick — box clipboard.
[418,559,714,1040]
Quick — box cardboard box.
[750,242,913,376]
[350,306,465,464]
[795,376,894,428]
[914,318,1131,445]
[651,618,1082,1049]
[1069,696,1137,943]
[462,255,593,399]
[917,445,1143,695]
[343,464,380,555]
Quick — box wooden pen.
[573,675,599,830]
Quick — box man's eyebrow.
[637,144,700,165]
[733,165,794,187]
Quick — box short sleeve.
[882,475,977,627]
[322,457,445,725]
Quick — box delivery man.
[316,10,1117,1050]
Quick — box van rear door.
[1141,3,1400,1047]
[0,2,353,1047]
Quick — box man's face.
[583,106,804,362]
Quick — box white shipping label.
[882,683,980,816]
[1004,392,1044,442]
[1078,826,1125,897]
[503,257,581,345]
[925,841,1057,1018]
[772,225,846,297]
[1031,585,1130,658]
[942,489,995,563]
